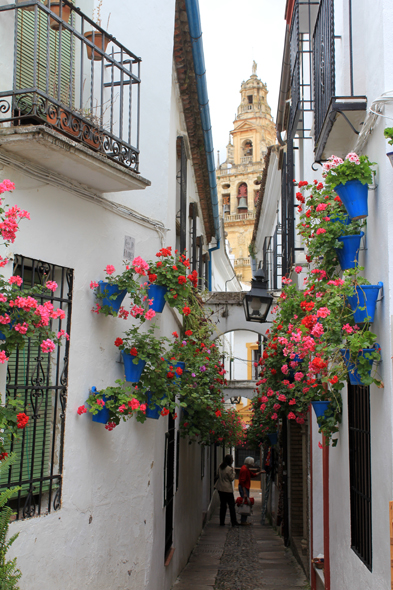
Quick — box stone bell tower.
[216,63,276,285]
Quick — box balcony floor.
[0,126,150,194]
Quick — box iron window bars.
[348,384,372,570]
[0,255,73,520]
[313,0,335,145]
[0,0,141,172]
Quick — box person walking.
[216,454,239,527]
[238,456,262,525]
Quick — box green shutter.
[16,3,75,111]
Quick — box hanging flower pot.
[335,232,364,271]
[148,284,168,313]
[85,31,110,61]
[91,391,110,424]
[347,282,383,323]
[311,401,331,419]
[45,1,72,30]
[98,281,127,315]
[340,346,380,386]
[333,180,369,220]
[122,352,146,383]
[145,392,164,420]
[329,214,351,225]
[267,432,278,445]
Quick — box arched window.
[242,140,253,157]
[237,183,248,210]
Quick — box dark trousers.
[218,491,237,525]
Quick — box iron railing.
[0,0,141,172]
[281,142,295,277]
[0,255,73,520]
[313,0,335,143]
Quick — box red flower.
[172,332,179,338]
[182,306,191,316]
[215,410,222,417]
[172,265,178,271]
[298,180,308,188]
[0,452,8,461]
[148,273,157,282]
[175,367,183,376]
[77,405,87,415]
[161,408,170,416]
[17,412,29,429]
[185,330,193,336]
[114,337,123,347]
[167,371,175,379]
[130,347,138,356]
[300,301,315,312]
[334,195,342,203]
[329,375,339,384]
[156,261,162,267]
[271,369,277,375]
[178,275,187,285]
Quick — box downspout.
[208,241,220,292]
[185,0,220,243]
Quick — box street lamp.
[243,269,273,323]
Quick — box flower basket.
[311,401,331,419]
[267,432,278,445]
[91,393,110,424]
[334,180,369,220]
[98,280,127,315]
[148,284,167,313]
[121,352,146,383]
[340,347,378,386]
[335,232,363,271]
[347,283,382,323]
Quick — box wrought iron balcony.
[0,0,147,190]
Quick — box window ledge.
[0,126,151,194]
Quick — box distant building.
[216,65,276,284]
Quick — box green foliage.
[0,455,22,590]
[384,127,393,146]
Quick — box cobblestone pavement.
[173,491,308,590]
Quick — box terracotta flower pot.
[16,0,36,12]
[45,1,71,30]
[85,31,110,61]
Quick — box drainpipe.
[322,436,330,590]
[309,406,317,590]
[185,0,220,243]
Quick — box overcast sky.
[198,0,287,164]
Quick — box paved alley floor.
[173,491,308,590]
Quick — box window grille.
[0,255,73,520]
[313,0,335,143]
[348,383,372,570]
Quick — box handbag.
[236,496,254,515]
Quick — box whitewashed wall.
[0,1,220,588]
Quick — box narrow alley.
[173,494,308,590]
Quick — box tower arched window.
[242,140,253,158]
[237,183,248,211]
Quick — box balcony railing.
[234,257,250,268]
[224,212,256,222]
[0,0,141,172]
[240,156,253,164]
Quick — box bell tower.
[216,64,276,285]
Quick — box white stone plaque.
[123,236,135,261]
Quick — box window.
[0,256,73,520]
[164,414,175,559]
[348,384,372,570]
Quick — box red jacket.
[238,465,258,489]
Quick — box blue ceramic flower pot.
[145,392,163,420]
[148,284,168,313]
[340,347,379,386]
[335,232,364,270]
[311,401,331,419]
[334,179,369,220]
[92,391,110,424]
[122,352,146,382]
[267,432,278,445]
[347,283,382,323]
[330,214,351,225]
[98,281,127,315]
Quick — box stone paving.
[173,491,308,590]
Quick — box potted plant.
[44,0,72,30]
[146,247,198,313]
[90,260,148,317]
[114,324,169,383]
[322,153,375,220]
[384,127,393,167]
[84,0,111,61]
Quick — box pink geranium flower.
[105,265,115,275]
